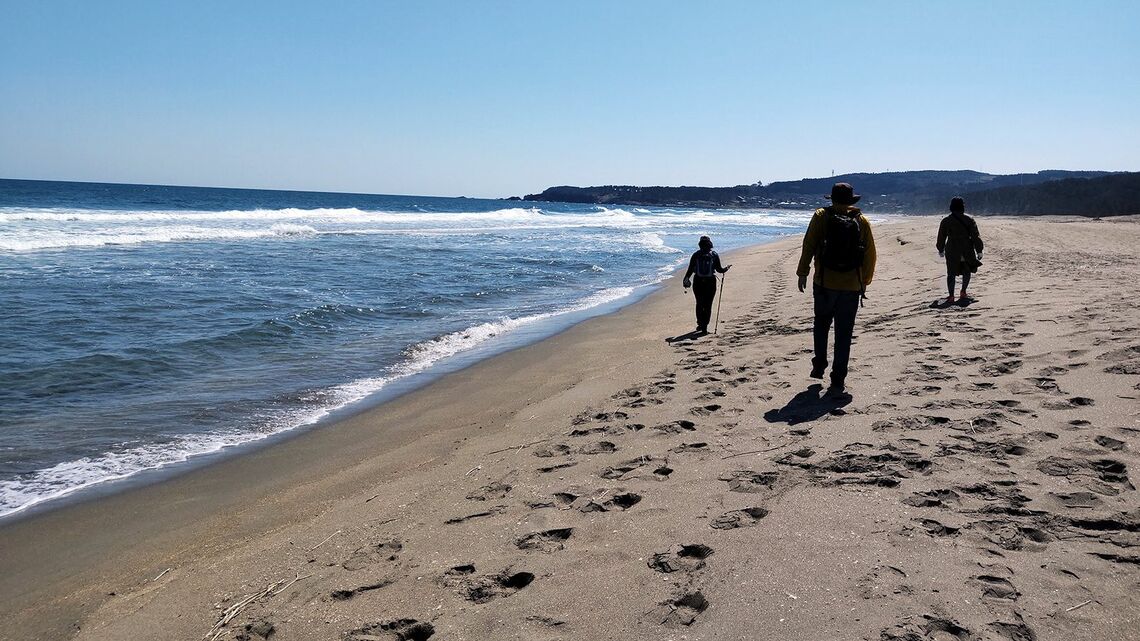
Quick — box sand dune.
[1,215,1138,641]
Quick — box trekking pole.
[713,272,726,334]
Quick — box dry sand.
[1,215,1138,641]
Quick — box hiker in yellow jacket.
[796,182,877,394]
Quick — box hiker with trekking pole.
[683,236,731,335]
[796,182,877,395]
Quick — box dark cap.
[950,197,965,212]
[825,182,861,205]
[698,235,713,249]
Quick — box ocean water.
[0,179,812,518]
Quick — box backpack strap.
[950,212,975,241]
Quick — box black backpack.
[819,209,866,272]
[694,250,717,277]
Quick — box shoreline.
[2,215,1138,641]
[0,264,680,524]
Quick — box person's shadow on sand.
[930,297,976,310]
[763,384,852,425]
[666,329,707,343]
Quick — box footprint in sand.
[443,565,536,604]
[980,359,1024,376]
[871,414,952,433]
[972,575,1020,600]
[1094,435,1125,451]
[466,481,511,501]
[648,544,714,573]
[902,489,961,508]
[537,461,578,473]
[576,491,643,513]
[718,470,779,493]
[710,507,768,529]
[880,615,973,641]
[690,404,722,416]
[599,455,668,480]
[784,443,932,487]
[578,441,618,455]
[989,617,1039,641]
[857,564,912,599]
[645,591,709,627]
[569,423,644,437]
[515,527,573,552]
[1042,396,1095,410]
[1036,456,1133,494]
[344,619,435,641]
[911,518,960,537]
[571,410,629,426]
[342,539,403,571]
[1049,490,1102,509]
[651,419,697,434]
[533,443,572,458]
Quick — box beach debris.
[205,574,309,641]
[152,568,171,582]
[486,438,551,455]
[306,529,341,552]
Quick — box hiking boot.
[809,365,825,379]
[945,295,956,304]
[826,380,847,396]
[959,289,971,301]
[697,326,708,334]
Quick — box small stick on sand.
[465,465,482,476]
[364,493,381,503]
[152,568,171,582]
[486,438,550,456]
[306,529,341,552]
[271,573,311,597]
[1066,599,1094,612]
[206,579,287,641]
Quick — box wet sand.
[1,215,1138,641]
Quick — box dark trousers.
[693,276,717,330]
[812,285,860,384]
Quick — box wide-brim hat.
[825,182,861,205]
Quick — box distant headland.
[517,170,1140,216]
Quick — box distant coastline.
[519,169,1140,216]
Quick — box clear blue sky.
[2,1,1137,198]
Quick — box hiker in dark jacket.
[683,236,731,334]
[936,197,984,303]
[797,182,877,394]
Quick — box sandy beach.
[2,215,1138,641]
